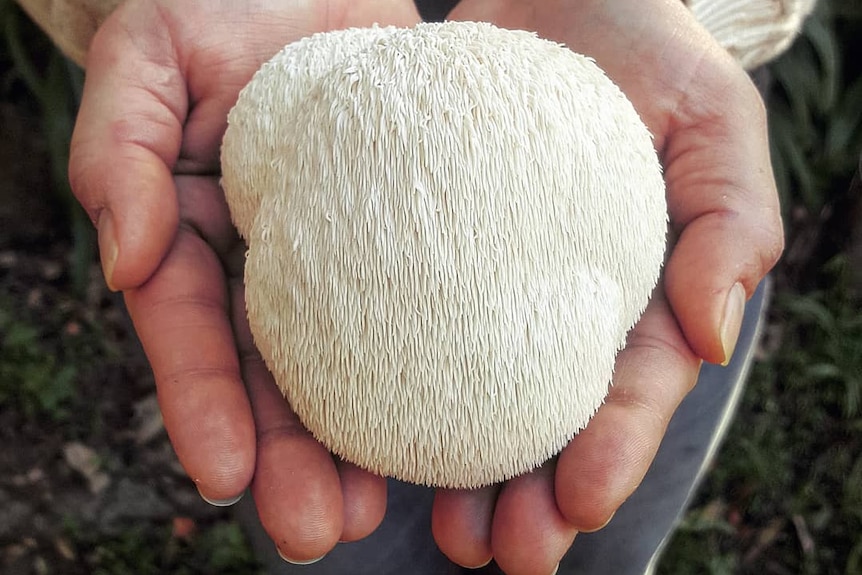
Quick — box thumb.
[663,63,783,365]
[69,0,186,291]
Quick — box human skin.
[68,1,783,574]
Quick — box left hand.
[68,0,422,563]
[432,1,784,573]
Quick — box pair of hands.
[68,0,783,573]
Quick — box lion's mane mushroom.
[220,21,667,489]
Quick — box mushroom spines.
[222,21,667,488]
[221,26,400,241]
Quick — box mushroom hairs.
[220,21,667,489]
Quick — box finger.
[245,361,344,563]
[491,463,577,575]
[431,486,499,568]
[243,376,343,564]
[231,283,344,562]
[662,71,783,364]
[123,229,255,503]
[555,292,701,530]
[335,460,388,542]
[69,0,187,290]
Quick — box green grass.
[0,301,78,420]
[768,1,862,216]
[659,261,862,574]
[63,520,264,575]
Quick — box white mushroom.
[686,0,817,70]
[221,22,667,489]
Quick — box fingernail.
[720,282,746,367]
[97,210,118,291]
[550,563,560,575]
[461,557,493,569]
[276,546,326,565]
[198,490,244,507]
[580,511,615,533]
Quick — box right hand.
[69,0,421,563]
[432,2,783,574]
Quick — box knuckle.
[66,155,103,224]
[758,215,786,274]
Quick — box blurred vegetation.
[0,0,860,573]
[63,519,264,575]
[0,0,93,294]
[660,1,862,573]
[769,1,862,217]
[0,300,77,420]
